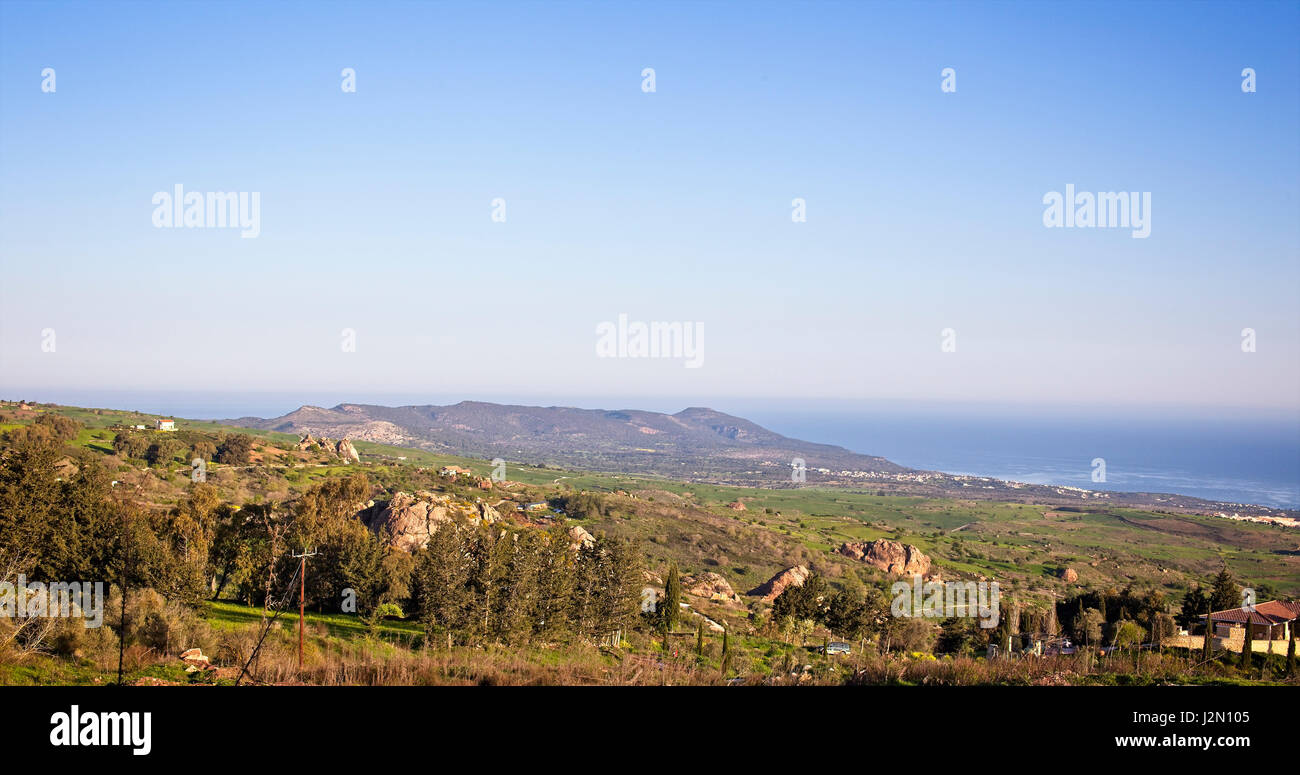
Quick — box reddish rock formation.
[838,539,931,576]
[1058,567,1079,583]
[746,565,810,602]
[680,571,742,604]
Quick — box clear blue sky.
[1,0,1297,415]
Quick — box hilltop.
[227,401,909,479]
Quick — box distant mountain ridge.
[227,400,910,480]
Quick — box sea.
[10,389,1299,510]
[745,407,1300,510]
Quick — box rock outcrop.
[356,491,497,552]
[838,539,931,577]
[336,438,360,463]
[747,565,811,602]
[296,433,361,463]
[1058,567,1079,583]
[681,571,742,604]
[567,525,595,550]
[475,498,501,525]
[179,647,217,674]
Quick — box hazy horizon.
[4,387,1300,425]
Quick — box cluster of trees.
[0,427,206,606]
[770,572,890,643]
[205,474,404,617]
[2,424,646,651]
[4,412,80,447]
[1054,586,1177,648]
[413,522,643,647]
[111,429,251,466]
[763,572,1223,657]
[549,491,612,520]
[1175,567,1267,628]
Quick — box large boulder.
[357,491,498,552]
[567,525,595,550]
[1058,567,1079,583]
[839,539,931,576]
[336,438,360,463]
[747,565,811,602]
[476,498,501,525]
[357,492,453,552]
[681,571,741,604]
[296,433,360,463]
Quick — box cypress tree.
[696,618,705,656]
[1240,616,1253,671]
[1202,601,1214,662]
[1286,624,1296,677]
[663,562,682,633]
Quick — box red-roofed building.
[1201,600,1299,641]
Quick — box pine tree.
[462,525,497,641]
[571,534,643,642]
[492,528,539,645]
[1209,566,1240,612]
[1178,584,1206,629]
[416,523,471,649]
[569,540,600,636]
[532,524,573,641]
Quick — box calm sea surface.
[747,409,1300,509]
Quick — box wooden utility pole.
[290,549,317,671]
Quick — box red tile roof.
[1255,600,1300,619]
[1202,600,1299,626]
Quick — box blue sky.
[1,0,1297,417]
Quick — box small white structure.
[156,419,176,431]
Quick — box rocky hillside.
[228,401,910,481]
